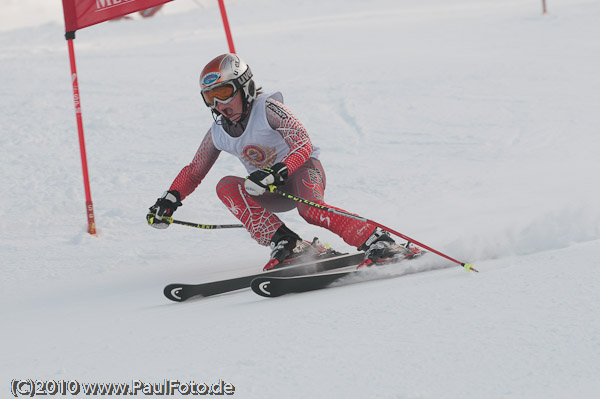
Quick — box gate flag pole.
[61,0,174,236]
[218,0,236,53]
[66,31,97,236]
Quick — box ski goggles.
[201,82,238,108]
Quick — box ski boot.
[357,228,422,268]
[264,225,333,271]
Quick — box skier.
[147,53,416,269]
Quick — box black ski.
[251,254,424,298]
[164,252,365,302]
[251,267,358,297]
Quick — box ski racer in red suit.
[147,54,415,269]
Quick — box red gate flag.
[61,0,236,235]
[62,0,173,32]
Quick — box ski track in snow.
[1,0,600,398]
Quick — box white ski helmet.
[199,53,257,109]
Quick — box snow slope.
[1,0,599,398]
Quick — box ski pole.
[268,186,477,272]
[148,214,244,230]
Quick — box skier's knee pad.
[216,176,245,200]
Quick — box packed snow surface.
[1,0,599,398]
